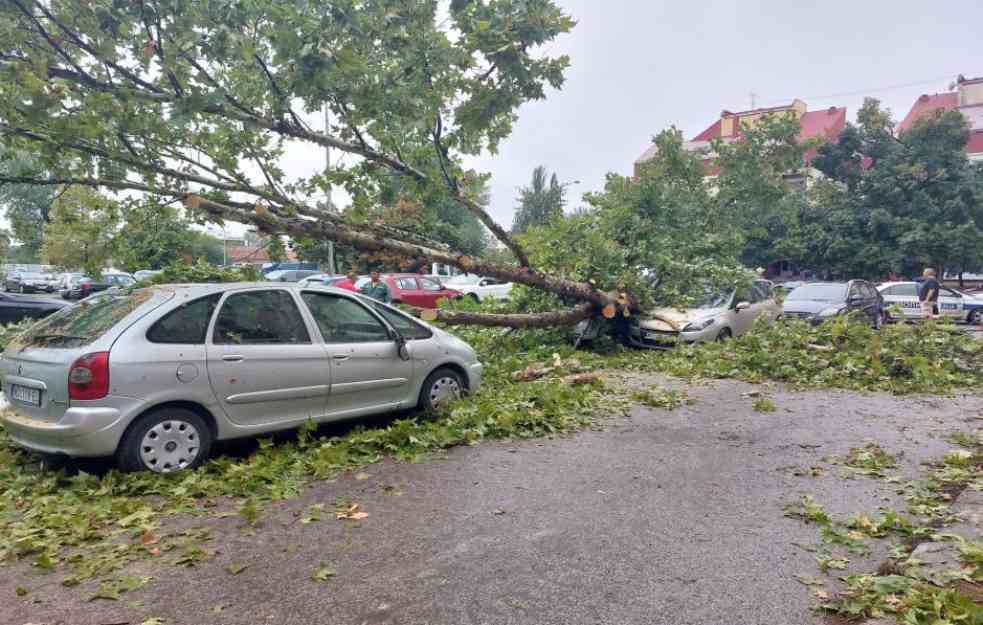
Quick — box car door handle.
[332,354,351,361]
[222,355,244,362]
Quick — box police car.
[876,281,983,323]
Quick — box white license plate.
[644,331,677,344]
[10,384,41,406]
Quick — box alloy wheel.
[139,419,201,473]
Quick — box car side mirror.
[394,333,410,361]
[735,301,751,311]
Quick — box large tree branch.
[187,194,626,311]
[422,303,593,328]
[0,122,288,206]
[9,13,532,267]
[30,0,164,94]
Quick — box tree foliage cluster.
[801,100,983,279]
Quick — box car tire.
[117,407,213,473]
[419,367,464,411]
[468,293,480,303]
[715,328,732,342]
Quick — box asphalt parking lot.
[3,374,981,625]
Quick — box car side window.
[753,281,773,301]
[941,288,960,298]
[301,292,391,343]
[420,278,443,292]
[367,300,433,340]
[735,286,758,304]
[396,278,418,290]
[148,294,222,344]
[890,284,918,297]
[213,290,310,345]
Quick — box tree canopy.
[0,0,624,326]
[803,99,983,278]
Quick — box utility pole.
[324,105,337,275]
[750,91,758,109]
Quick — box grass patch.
[621,316,983,394]
[630,388,692,410]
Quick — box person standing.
[918,268,940,320]
[360,271,391,303]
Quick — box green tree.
[184,231,226,266]
[512,166,565,234]
[808,101,983,278]
[0,152,54,261]
[112,201,191,272]
[41,187,118,275]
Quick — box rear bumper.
[1,404,128,457]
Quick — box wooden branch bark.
[420,303,593,328]
[186,194,630,312]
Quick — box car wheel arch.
[427,361,470,392]
[119,400,219,450]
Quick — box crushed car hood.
[638,307,725,332]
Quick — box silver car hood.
[638,306,727,331]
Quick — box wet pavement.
[3,375,982,625]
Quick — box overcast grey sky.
[467,0,981,227]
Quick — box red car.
[359,273,462,308]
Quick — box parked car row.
[285,271,515,308]
[0,283,483,473]
[599,278,893,351]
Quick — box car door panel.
[300,291,414,417]
[206,289,330,428]
[939,289,963,319]
[393,277,423,306]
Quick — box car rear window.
[148,294,222,344]
[7,289,160,350]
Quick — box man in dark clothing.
[918,268,940,320]
[360,271,391,303]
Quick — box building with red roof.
[898,75,983,161]
[634,99,848,179]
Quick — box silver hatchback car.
[0,284,482,472]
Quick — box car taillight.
[68,352,110,400]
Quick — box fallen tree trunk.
[419,303,594,328]
[187,195,633,319]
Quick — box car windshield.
[7,290,159,350]
[445,274,481,285]
[786,284,847,302]
[694,290,732,309]
[22,272,44,279]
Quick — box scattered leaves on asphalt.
[312,562,336,582]
[752,397,776,413]
[88,575,151,601]
[224,563,248,575]
[335,502,369,521]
